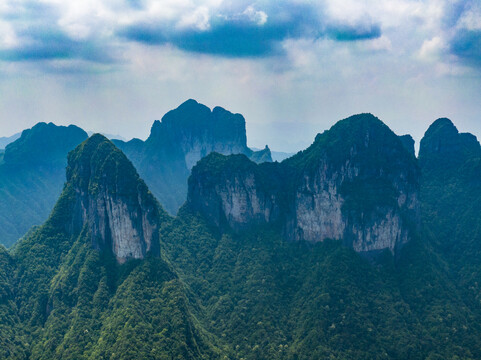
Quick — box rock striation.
[188,114,420,256]
[67,134,161,263]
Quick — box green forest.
[2,115,481,359]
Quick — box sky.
[0,0,480,152]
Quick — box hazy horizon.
[0,0,480,153]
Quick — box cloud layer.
[0,0,384,63]
[0,0,480,153]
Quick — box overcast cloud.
[0,0,480,152]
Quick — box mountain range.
[0,100,271,247]
[1,104,481,359]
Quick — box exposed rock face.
[188,114,420,256]
[189,154,280,230]
[157,100,251,169]
[114,99,272,214]
[67,134,160,263]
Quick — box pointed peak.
[65,134,161,263]
[179,98,199,107]
[67,134,135,193]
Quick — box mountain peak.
[3,122,87,166]
[67,135,161,263]
[189,113,419,256]
[419,118,480,166]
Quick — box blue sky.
[0,0,480,152]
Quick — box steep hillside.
[419,118,481,313]
[0,123,88,247]
[8,135,217,359]
[4,114,481,360]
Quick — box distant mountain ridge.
[0,122,88,247]
[0,132,21,149]
[0,100,272,247]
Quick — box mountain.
[86,131,127,141]
[188,113,419,256]
[0,132,21,149]
[419,118,481,315]
[4,114,481,359]
[161,113,481,358]
[114,99,272,215]
[0,122,88,247]
[3,134,216,359]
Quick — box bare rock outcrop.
[67,134,161,263]
[188,114,420,256]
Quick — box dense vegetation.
[2,115,481,359]
[0,123,87,247]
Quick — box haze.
[0,0,480,152]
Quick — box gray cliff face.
[289,155,418,254]
[114,99,272,215]
[188,154,279,230]
[188,114,420,256]
[68,134,160,263]
[291,169,346,243]
[152,100,256,170]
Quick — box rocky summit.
[188,113,420,256]
[4,114,481,359]
[114,99,272,214]
[67,134,161,263]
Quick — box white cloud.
[457,3,481,31]
[243,6,268,26]
[365,35,392,51]
[177,6,211,30]
[0,20,19,48]
[418,36,447,61]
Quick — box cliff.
[114,99,272,214]
[188,114,420,256]
[67,134,161,263]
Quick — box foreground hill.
[1,134,216,359]
[3,114,481,359]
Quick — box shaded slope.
[419,118,481,314]
[0,122,88,247]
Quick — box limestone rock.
[67,134,161,263]
[188,114,420,256]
